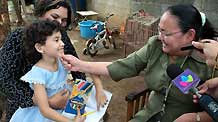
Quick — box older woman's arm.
[174,112,213,122]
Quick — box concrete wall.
[87,0,131,28]
[194,0,218,29]
[130,0,194,16]
[87,0,218,29]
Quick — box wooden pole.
[12,0,23,25]
[0,0,11,47]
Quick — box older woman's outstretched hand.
[61,54,81,71]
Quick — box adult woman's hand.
[48,89,69,109]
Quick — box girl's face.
[158,12,193,56]
[42,31,64,58]
[40,6,68,27]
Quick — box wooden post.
[0,0,11,47]
[12,0,24,25]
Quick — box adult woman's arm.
[0,28,34,120]
[0,28,34,108]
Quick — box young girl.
[10,20,106,122]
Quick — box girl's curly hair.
[23,20,62,65]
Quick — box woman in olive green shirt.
[61,4,218,122]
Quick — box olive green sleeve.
[107,36,159,81]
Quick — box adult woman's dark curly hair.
[34,0,72,29]
[23,20,61,65]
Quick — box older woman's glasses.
[158,27,182,38]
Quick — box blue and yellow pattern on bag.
[64,79,94,115]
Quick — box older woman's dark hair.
[166,4,218,41]
[34,0,72,29]
[23,20,61,64]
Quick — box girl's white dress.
[10,59,70,122]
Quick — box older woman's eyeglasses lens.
[158,28,182,37]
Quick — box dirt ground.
[68,30,145,122]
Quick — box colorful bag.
[64,79,94,115]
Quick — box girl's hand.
[74,108,86,122]
[91,74,108,111]
[96,89,108,111]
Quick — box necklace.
[161,55,189,114]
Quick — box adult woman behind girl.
[0,0,87,121]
